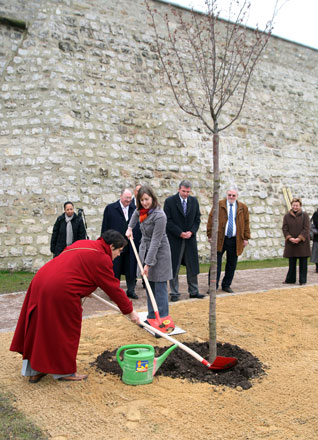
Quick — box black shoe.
[127,293,138,299]
[189,293,205,299]
[170,295,180,302]
[222,286,234,293]
[299,282,306,285]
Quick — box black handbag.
[310,222,318,240]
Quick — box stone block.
[24,246,37,256]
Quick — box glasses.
[227,194,237,197]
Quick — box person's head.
[291,198,302,213]
[101,229,127,260]
[134,183,142,199]
[226,187,238,204]
[178,180,192,200]
[64,201,74,217]
[136,185,159,211]
[120,188,132,208]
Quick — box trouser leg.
[126,277,136,295]
[186,271,199,296]
[21,359,73,380]
[147,281,169,319]
[184,246,199,296]
[299,257,308,284]
[169,240,185,298]
[285,257,297,283]
[169,275,179,296]
[222,237,238,288]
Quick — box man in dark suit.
[130,184,145,289]
[101,188,138,299]
[164,180,204,301]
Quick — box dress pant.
[285,257,308,284]
[113,250,136,295]
[147,281,169,319]
[217,236,238,289]
[169,239,199,297]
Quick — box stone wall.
[0,0,317,271]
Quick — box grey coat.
[129,208,172,282]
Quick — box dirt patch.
[93,342,266,390]
[1,285,318,440]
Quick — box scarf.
[65,213,74,246]
[139,208,153,223]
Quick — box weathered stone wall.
[0,0,317,271]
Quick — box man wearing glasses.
[207,187,250,293]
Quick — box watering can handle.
[116,344,154,370]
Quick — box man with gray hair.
[101,188,138,299]
[164,180,204,301]
[207,187,250,293]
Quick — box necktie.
[123,206,128,221]
[227,204,233,238]
[182,199,187,215]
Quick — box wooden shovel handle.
[129,237,159,314]
[90,292,207,366]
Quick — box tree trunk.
[208,131,220,363]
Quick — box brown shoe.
[29,373,47,383]
[58,373,88,381]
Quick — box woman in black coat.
[310,209,318,273]
[50,201,86,257]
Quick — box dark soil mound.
[92,342,267,390]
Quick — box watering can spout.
[154,344,178,375]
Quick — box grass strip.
[0,391,48,440]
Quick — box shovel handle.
[90,292,209,367]
[129,237,159,314]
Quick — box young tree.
[146,0,277,363]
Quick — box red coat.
[10,238,133,375]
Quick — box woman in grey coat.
[126,185,172,321]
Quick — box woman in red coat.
[10,230,140,383]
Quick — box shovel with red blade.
[129,237,175,334]
[90,293,237,371]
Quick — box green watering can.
[116,343,178,385]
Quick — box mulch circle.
[92,342,267,390]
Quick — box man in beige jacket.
[207,187,250,293]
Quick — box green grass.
[179,257,290,274]
[0,258,302,294]
[0,391,48,440]
[0,271,34,294]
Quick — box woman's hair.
[64,201,74,209]
[136,185,159,210]
[291,198,302,206]
[101,230,128,249]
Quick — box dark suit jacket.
[101,200,137,279]
[164,193,201,277]
[130,199,142,250]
